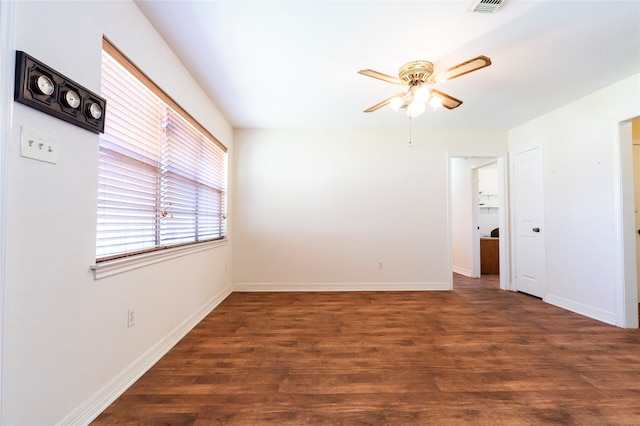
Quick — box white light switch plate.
[21,126,58,164]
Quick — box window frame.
[95,38,228,269]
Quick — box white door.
[512,147,545,298]
[632,143,640,302]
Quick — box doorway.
[477,163,501,276]
[449,153,509,290]
[614,116,640,328]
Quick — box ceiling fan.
[358,55,492,118]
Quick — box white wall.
[508,73,640,325]
[478,164,499,236]
[232,128,507,290]
[3,1,233,424]
[0,2,15,422]
[450,158,474,276]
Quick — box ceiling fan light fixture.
[358,54,491,117]
[429,93,444,110]
[413,86,430,103]
[407,101,426,119]
[389,96,404,111]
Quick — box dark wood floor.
[93,274,640,425]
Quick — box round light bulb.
[87,102,102,119]
[63,90,81,109]
[430,95,444,110]
[413,86,430,103]
[35,75,55,96]
[406,101,426,119]
[389,96,404,111]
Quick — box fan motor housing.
[399,61,434,85]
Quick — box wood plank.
[92,274,640,425]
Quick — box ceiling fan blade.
[431,89,463,110]
[431,55,492,83]
[363,92,406,113]
[358,69,404,85]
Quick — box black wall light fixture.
[14,51,106,134]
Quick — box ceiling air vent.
[469,0,505,13]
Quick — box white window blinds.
[96,39,227,262]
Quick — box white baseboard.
[57,285,233,426]
[544,293,617,326]
[233,282,450,292]
[452,266,473,277]
[58,281,449,424]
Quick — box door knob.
[532,227,540,233]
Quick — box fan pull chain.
[408,117,413,147]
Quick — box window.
[96,39,227,262]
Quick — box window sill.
[91,238,229,280]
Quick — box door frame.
[613,116,640,328]
[447,152,510,291]
[471,165,481,278]
[0,0,15,421]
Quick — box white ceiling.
[134,0,640,131]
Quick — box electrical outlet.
[127,309,135,328]
[21,126,58,164]
[378,262,384,270]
